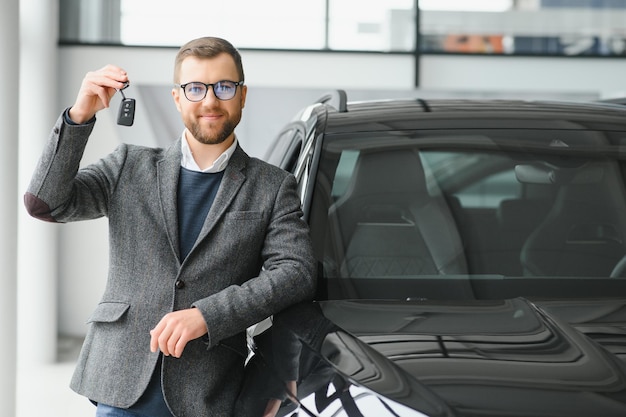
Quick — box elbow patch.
[24,192,57,222]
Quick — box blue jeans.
[95,361,173,417]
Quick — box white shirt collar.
[180,129,237,173]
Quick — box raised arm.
[68,64,129,124]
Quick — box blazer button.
[175,279,185,289]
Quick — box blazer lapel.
[157,139,183,263]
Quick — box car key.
[117,81,135,126]
[117,97,135,126]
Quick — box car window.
[331,150,359,198]
[456,170,520,208]
[421,151,522,208]
[310,129,626,301]
[264,126,303,172]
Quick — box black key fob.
[117,97,135,126]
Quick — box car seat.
[520,162,626,277]
[496,198,552,276]
[327,148,468,278]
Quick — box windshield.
[308,128,626,301]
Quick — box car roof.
[314,96,626,133]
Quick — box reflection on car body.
[239,302,450,417]
[239,93,626,416]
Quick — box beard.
[186,109,242,145]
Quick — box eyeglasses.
[175,80,244,102]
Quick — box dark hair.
[173,37,244,83]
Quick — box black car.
[238,92,626,417]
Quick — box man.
[24,36,316,417]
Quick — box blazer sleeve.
[24,111,126,223]
[192,172,317,348]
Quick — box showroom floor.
[17,336,94,417]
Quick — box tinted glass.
[264,127,304,172]
[309,128,626,300]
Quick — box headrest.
[347,149,428,200]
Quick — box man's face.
[172,54,247,146]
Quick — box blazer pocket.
[87,302,130,323]
[224,211,263,220]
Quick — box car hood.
[317,297,626,417]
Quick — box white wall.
[421,54,626,98]
[55,45,626,337]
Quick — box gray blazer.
[24,113,317,416]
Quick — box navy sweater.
[177,167,225,260]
